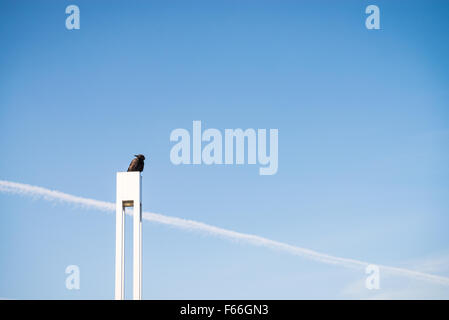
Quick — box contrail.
[1,179,449,286]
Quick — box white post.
[115,191,125,300]
[115,171,142,300]
[133,176,142,300]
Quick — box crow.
[127,154,145,172]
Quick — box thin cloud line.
[1,179,448,286]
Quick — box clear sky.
[1,0,449,299]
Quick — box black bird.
[127,154,145,172]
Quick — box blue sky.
[1,0,449,299]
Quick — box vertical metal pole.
[115,171,142,300]
[133,175,142,300]
[115,204,124,300]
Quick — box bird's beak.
[134,155,138,157]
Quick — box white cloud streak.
[1,179,449,286]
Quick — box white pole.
[133,177,142,300]
[115,198,124,300]
[115,172,142,300]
